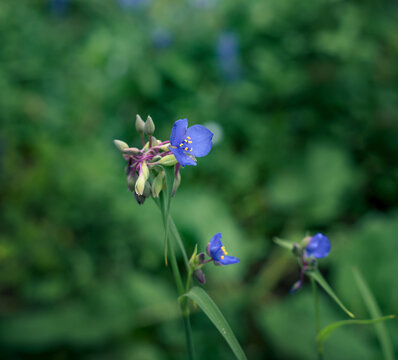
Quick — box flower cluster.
[290,233,331,293]
[114,115,214,204]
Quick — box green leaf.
[181,287,248,360]
[317,316,395,344]
[273,237,294,251]
[307,270,354,318]
[353,267,396,360]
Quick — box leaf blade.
[353,267,396,360]
[181,287,248,360]
[273,237,294,251]
[317,316,395,344]
[307,270,354,318]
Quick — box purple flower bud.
[193,269,206,284]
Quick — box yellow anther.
[179,144,183,147]
[188,141,192,143]
[187,136,191,140]
[190,148,193,151]
[184,139,188,143]
[221,255,224,260]
[184,147,188,151]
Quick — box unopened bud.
[144,116,155,136]
[141,161,149,179]
[143,181,152,198]
[301,236,312,247]
[151,136,161,146]
[193,269,206,285]
[114,139,129,152]
[135,115,145,134]
[134,191,146,205]
[123,147,140,156]
[157,155,177,166]
[152,171,166,198]
[135,173,146,196]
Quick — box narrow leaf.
[307,270,355,318]
[181,287,248,360]
[353,267,396,360]
[273,237,294,250]
[317,316,395,344]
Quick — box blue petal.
[186,125,213,157]
[208,233,223,259]
[305,233,331,259]
[219,255,240,265]
[170,147,197,167]
[170,119,188,146]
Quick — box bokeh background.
[1,0,398,359]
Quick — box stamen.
[188,141,192,144]
[221,255,224,260]
[184,139,188,143]
[184,147,188,151]
[179,144,183,147]
[190,148,193,151]
[187,136,191,140]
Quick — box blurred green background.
[1,0,398,359]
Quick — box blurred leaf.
[273,237,294,250]
[353,267,396,360]
[181,286,248,360]
[317,316,395,345]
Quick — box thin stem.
[158,194,195,360]
[311,277,324,360]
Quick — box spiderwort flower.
[305,233,331,259]
[206,233,240,265]
[169,119,213,167]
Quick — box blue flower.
[206,233,240,265]
[305,233,331,259]
[169,119,213,167]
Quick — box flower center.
[220,245,228,260]
[178,136,193,152]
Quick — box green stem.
[158,192,195,360]
[311,277,324,360]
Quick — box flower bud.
[134,191,146,205]
[157,155,177,166]
[135,115,145,134]
[113,139,129,152]
[151,136,161,146]
[135,173,146,196]
[135,162,149,196]
[144,116,155,136]
[193,269,206,285]
[123,147,141,156]
[143,181,152,198]
[152,171,166,198]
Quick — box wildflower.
[305,233,331,259]
[169,119,213,167]
[206,233,240,265]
